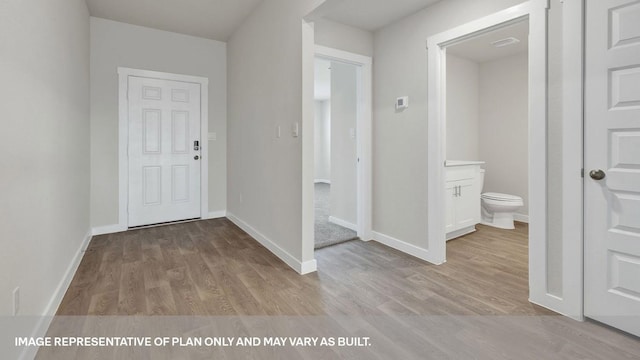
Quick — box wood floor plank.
[118,261,146,315]
[145,284,177,315]
[53,218,640,358]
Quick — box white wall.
[446,54,480,161]
[0,0,90,357]
[372,0,525,247]
[90,17,227,228]
[227,0,321,271]
[479,52,529,216]
[314,18,374,57]
[330,61,358,225]
[314,101,331,181]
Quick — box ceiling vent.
[491,37,521,48]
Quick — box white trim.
[92,224,127,236]
[372,231,437,263]
[427,1,565,314]
[314,179,331,184]
[313,45,373,242]
[446,226,476,241]
[206,210,227,219]
[117,67,209,230]
[560,0,584,321]
[514,213,530,223]
[300,259,319,275]
[302,20,316,269]
[328,216,357,232]
[20,229,92,360]
[227,212,317,275]
[527,0,553,317]
[427,3,537,266]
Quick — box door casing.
[118,67,209,230]
[427,0,585,320]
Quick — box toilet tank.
[479,168,485,192]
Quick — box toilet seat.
[482,192,522,202]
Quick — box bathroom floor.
[446,221,530,309]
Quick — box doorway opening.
[313,57,359,248]
[443,19,530,249]
[310,46,373,253]
[427,2,551,310]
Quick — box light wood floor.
[52,219,640,358]
[58,220,541,316]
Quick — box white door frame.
[117,67,209,229]
[312,45,373,242]
[427,1,584,317]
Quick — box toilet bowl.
[481,193,524,229]
[478,169,524,229]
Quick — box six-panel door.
[127,76,201,227]
[584,0,640,336]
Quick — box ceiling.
[85,0,263,41]
[316,0,442,32]
[315,58,332,101]
[86,0,446,41]
[447,20,529,63]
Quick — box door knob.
[194,155,200,160]
[589,169,605,180]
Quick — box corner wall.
[227,0,321,272]
[0,0,90,357]
[372,0,525,248]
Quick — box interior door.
[128,76,201,227]
[584,0,640,336]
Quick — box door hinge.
[581,168,584,178]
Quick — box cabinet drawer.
[445,167,476,182]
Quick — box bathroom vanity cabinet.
[445,161,483,240]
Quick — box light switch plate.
[292,122,299,138]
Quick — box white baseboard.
[300,259,318,275]
[328,216,357,232]
[314,179,331,184]
[206,210,227,219]
[446,226,476,241]
[514,213,530,223]
[91,224,126,236]
[92,211,228,236]
[372,231,437,263]
[20,229,93,360]
[226,212,317,275]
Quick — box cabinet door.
[445,182,456,233]
[455,179,479,229]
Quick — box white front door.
[127,76,202,227]
[584,0,640,336]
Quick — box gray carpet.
[315,183,358,249]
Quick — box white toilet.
[478,169,523,229]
